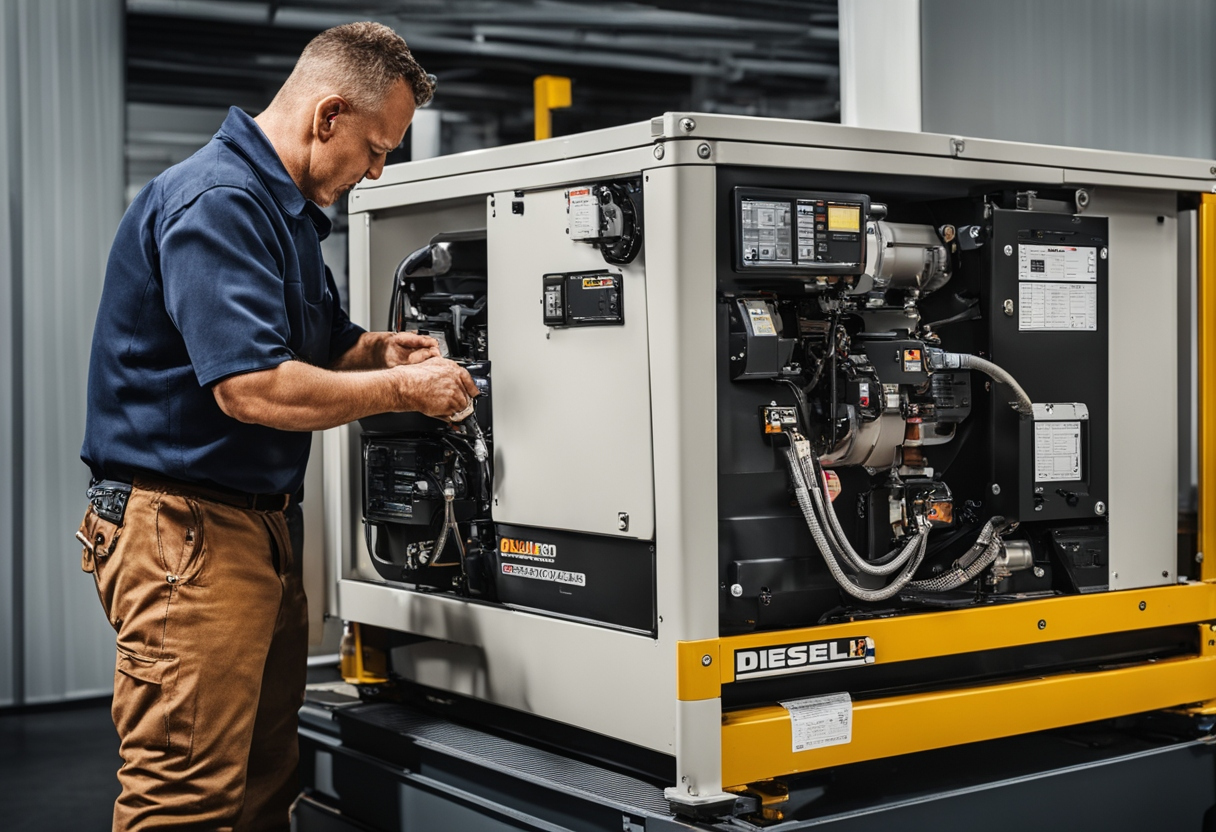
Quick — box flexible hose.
[797,449,922,576]
[786,446,930,602]
[926,349,1032,416]
[797,450,922,576]
[428,486,455,566]
[959,354,1033,416]
[907,517,1007,592]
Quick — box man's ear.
[314,95,346,141]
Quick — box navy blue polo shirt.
[82,107,365,495]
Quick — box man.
[78,22,471,830]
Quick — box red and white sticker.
[823,470,842,502]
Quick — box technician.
[78,22,474,831]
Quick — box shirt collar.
[215,106,332,239]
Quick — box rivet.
[697,143,712,159]
[94,533,105,545]
[1139,601,1146,611]
[701,654,712,667]
[1037,619,1047,630]
[653,144,665,160]
[679,117,696,133]
[166,574,178,585]
[1003,244,1013,256]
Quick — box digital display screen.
[827,204,861,232]
[739,199,793,264]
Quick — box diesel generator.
[310,113,1216,819]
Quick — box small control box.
[542,270,624,327]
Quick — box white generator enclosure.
[322,114,1214,805]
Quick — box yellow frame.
[679,197,1216,787]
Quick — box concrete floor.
[0,699,120,832]
[1,661,342,831]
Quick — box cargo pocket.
[155,494,206,586]
[112,647,196,763]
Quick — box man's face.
[305,79,415,207]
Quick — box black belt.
[93,472,296,515]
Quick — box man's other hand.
[384,331,441,367]
[395,358,479,420]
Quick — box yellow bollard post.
[533,75,572,141]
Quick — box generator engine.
[361,230,495,597]
[720,185,1109,631]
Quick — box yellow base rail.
[722,651,1216,787]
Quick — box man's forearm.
[328,331,389,371]
[214,360,405,431]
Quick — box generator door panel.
[486,187,655,540]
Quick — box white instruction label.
[1018,244,1097,283]
[1035,420,1082,482]
[1018,282,1097,331]
[780,692,852,753]
[567,187,599,241]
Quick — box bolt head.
[1094,501,1106,516]
[680,117,696,133]
[1033,566,1045,578]
[697,142,711,159]
[701,654,712,666]
[730,583,743,597]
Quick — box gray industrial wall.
[0,0,125,705]
[921,0,1216,158]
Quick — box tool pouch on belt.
[77,480,131,573]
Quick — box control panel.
[734,187,869,276]
[542,270,624,327]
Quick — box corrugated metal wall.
[0,0,124,705]
[921,0,1216,158]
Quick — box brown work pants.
[78,481,308,831]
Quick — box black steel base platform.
[296,692,1216,832]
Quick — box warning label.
[568,188,599,241]
[781,692,853,753]
[1035,420,1082,482]
[747,305,777,336]
[1019,282,1097,331]
[1018,244,1097,283]
[500,563,586,587]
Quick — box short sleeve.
[160,186,295,387]
[325,265,365,360]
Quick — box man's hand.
[394,358,479,420]
[384,331,441,367]
[328,330,440,371]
